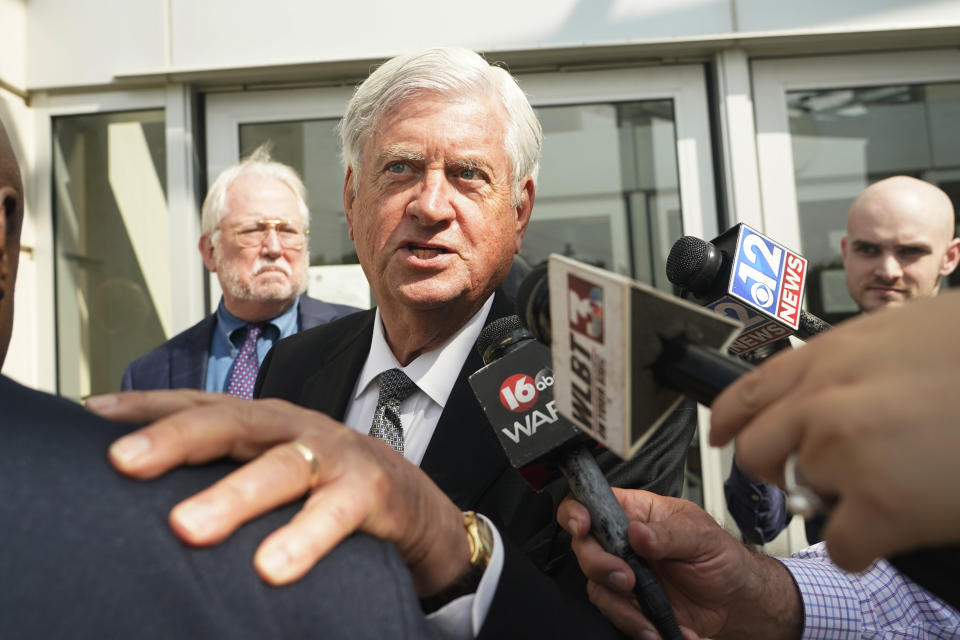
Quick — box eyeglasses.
[227,218,309,250]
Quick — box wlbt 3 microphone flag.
[520,254,750,460]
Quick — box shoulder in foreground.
[0,373,126,436]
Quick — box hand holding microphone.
[666,225,837,526]
[470,316,685,640]
[473,255,762,638]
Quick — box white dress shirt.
[341,295,501,639]
[342,295,494,466]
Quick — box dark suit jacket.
[121,294,359,391]
[0,374,438,639]
[255,290,696,637]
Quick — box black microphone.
[472,315,586,489]
[666,225,831,355]
[469,316,683,640]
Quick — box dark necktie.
[369,368,418,454]
[225,324,263,399]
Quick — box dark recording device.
[469,316,683,640]
[666,226,831,355]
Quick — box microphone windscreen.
[666,236,720,293]
[476,315,522,359]
[516,263,547,319]
[797,310,832,339]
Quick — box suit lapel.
[299,310,375,420]
[420,291,517,509]
[169,316,215,390]
[296,295,329,331]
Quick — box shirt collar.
[215,296,301,345]
[354,295,495,409]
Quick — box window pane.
[240,121,356,267]
[788,83,960,323]
[530,101,682,290]
[53,110,168,400]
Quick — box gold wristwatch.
[420,510,494,612]
[463,510,494,570]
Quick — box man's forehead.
[848,223,936,250]
[374,143,494,167]
[222,176,303,220]
[368,94,505,144]
[850,200,946,239]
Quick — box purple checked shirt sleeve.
[779,542,960,639]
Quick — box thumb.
[627,507,719,563]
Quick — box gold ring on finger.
[291,441,321,491]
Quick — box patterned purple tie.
[225,324,263,399]
[369,369,418,454]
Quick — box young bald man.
[726,176,960,546]
[842,175,960,311]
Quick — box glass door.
[753,49,960,324]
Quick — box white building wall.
[26,0,167,89]
[734,0,960,31]
[24,0,960,89]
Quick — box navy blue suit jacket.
[121,294,359,391]
[255,290,694,638]
[0,374,438,639]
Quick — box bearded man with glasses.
[121,146,359,396]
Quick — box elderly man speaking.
[252,45,696,566]
[91,47,694,638]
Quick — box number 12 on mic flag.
[728,224,807,331]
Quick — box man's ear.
[940,237,960,277]
[0,186,17,302]
[199,233,218,272]
[840,235,849,264]
[0,204,7,303]
[343,166,356,241]
[513,176,535,254]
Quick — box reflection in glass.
[788,83,960,323]
[531,101,681,290]
[53,110,167,400]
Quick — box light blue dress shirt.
[204,298,301,393]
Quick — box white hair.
[201,144,310,236]
[338,47,542,206]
